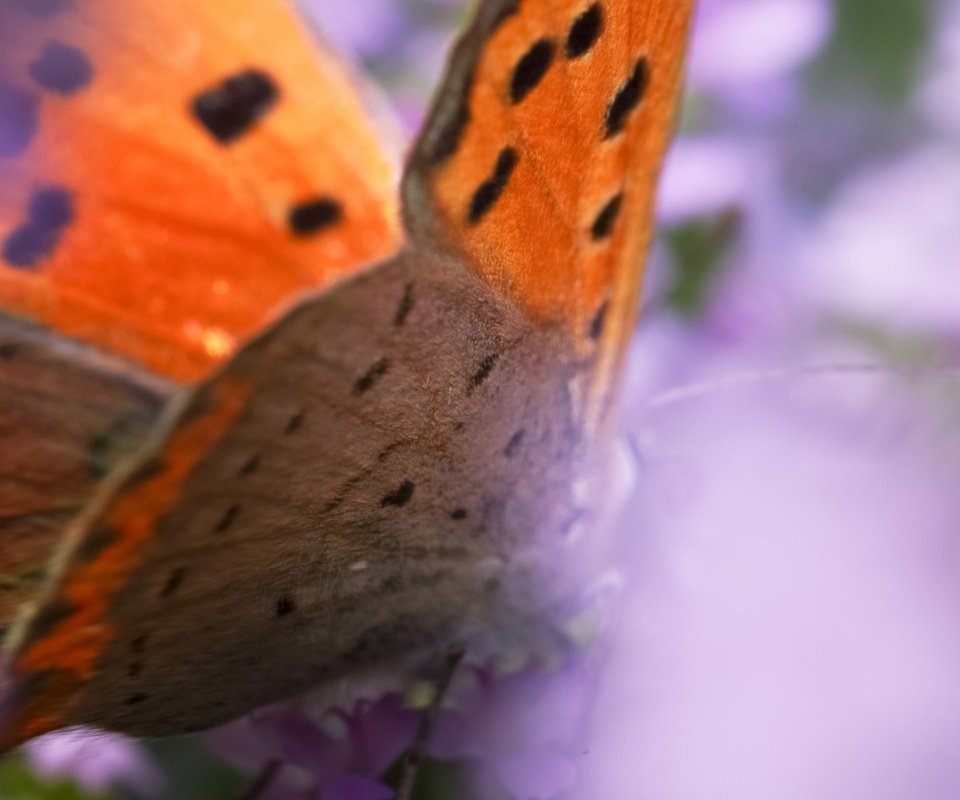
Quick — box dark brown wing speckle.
[191,69,279,144]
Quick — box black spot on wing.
[191,69,279,144]
[471,353,500,387]
[567,3,603,58]
[276,596,296,617]
[589,301,608,340]
[285,411,305,434]
[394,282,415,326]
[322,495,344,515]
[0,82,39,158]
[160,567,187,599]
[467,147,517,224]
[510,39,554,103]
[288,197,342,236]
[504,429,525,457]
[381,480,415,508]
[604,58,648,139]
[378,442,402,462]
[239,454,260,476]
[451,508,468,520]
[590,192,623,240]
[353,358,390,395]
[29,42,93,95]
[215,503,240,533]
[3,187,74,268]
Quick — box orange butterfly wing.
[0,0,401,382]
[0,0,401,659]
[0,0,693,750]
[406,0,690,426]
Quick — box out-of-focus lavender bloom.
[657,138,751,223]
[921,0,960,134]
[24,728,163,796]
[307,0,462,131]
[205,660,602,800]
[204,715,317,800]
[690,0,832,88]
[430,660,593,798]
[686,0,831,119]
[579,368,960,800]
[653,0,836,348]
[306,0,409,59]
[207,693,420,800]
[799,146,960,335]
[267,694,418,795]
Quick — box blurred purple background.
[12,0,960,798]
[310,1,960,798]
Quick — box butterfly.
[0,0,692,749]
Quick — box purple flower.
[305,0,409,59]
[430,661,593,799]
[920,0,960,135]
[690,0,832,88]
[798,146,960,335]
[203,656,604,800]
[206,692,420,799]
[577,359,960,800]
[24,727,163,796]
[658,136,758,225]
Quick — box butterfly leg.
[393,644,465,800]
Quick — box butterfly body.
[0,0,693,748]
